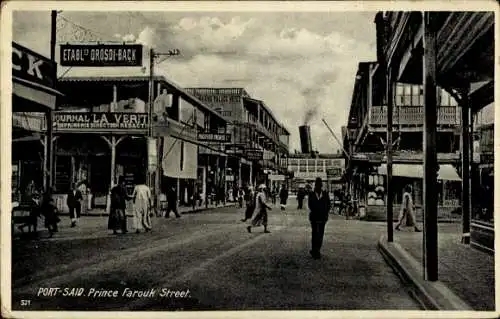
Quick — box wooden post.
[386,66,394,242]
[215,156,220,206]
[205,157,209,208]
[238,158,242,188]
[42,135,48,190]
[223,156,227,205]
[423,12,439,281]
[155,137,162,213]
[461,84,471,244]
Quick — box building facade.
[371,11,494,256]
[344,61,464,220]
[12,42,61,204]
[186,88,290,188]
[48,76,228,213]
[281,154,345,196]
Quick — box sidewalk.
[378,222,495,311]
[55,201,236,217]
[12,202,236,241]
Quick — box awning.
[162,136,197,179]
[378,164,461,181]
[13,81,58,111]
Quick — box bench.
[12,203,39,234]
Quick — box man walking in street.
[166,186,181,218]
[241,185,255,222]
[297,186,306,209]
[308,178,331,259]
[108,176,130,234]
[67,183,83,228]
[132,177,153,233]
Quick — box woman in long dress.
[279,184,288,211]
[247,184,272,233]
[395,185,421,232]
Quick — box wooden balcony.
[369,105,460,126]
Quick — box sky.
[13,10,377,153]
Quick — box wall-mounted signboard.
[225,144,244,154]
[326,168,343,178]
[60,44,143,67]
[245,149,264,161]
[13,42,57,89]
[54,112,148,133]
[198,133,231,143]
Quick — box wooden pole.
[47,10,57,190]
[386,66,394,242]
[461,84,471,244]
[423,12,439,281]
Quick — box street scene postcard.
[0,1,498,318]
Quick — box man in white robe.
[132,182,152,233]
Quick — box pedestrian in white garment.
[132,177,152,233]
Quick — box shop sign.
[269,174,285,181]
[326,168,343,178]
[245,149,264,161]
[12,42,56,89]
[225,144,244,154]
[54,112,149,132]
[197,133,231,143]
[60,44,143,67]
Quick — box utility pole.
[423,12,439,282]
[46,10,57,191]
[461,85,471,244]
[386,65,394,243]
[148,48,180,211]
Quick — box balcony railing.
[369,105,460,126]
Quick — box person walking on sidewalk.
[41,188,60,238]
[308,178,331,260]
[279,184,288,211]
[241,186,255,222]
[132,177,153,233]
[67,183,83,228]
[395,184,421,232]
[238,187,244,208]
[108,176,130,235]
[165,186,181,218]
[247,184,272,233]
[297,187,306,209]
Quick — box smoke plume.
[302,71,338,125]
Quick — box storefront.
[51,111,149,213]
[357,162,462,221]
[11,42,62,203]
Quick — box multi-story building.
[186,88,290,188]
[11,42,61,203]
[366,11,494,254]
[344,61,464,221]
[281,153,345,196]
[49,75,228,212]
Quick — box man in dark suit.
[67,183,83,227]
[166,186,181,218]
[308,177,331,259]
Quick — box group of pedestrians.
[107,176,182,235]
